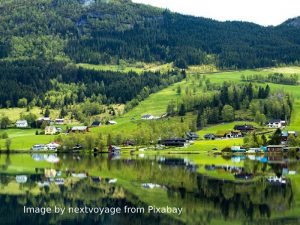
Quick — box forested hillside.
[0,0,300,69]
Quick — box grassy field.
[77,62,174,74]
[0,107,60,122]
[0,129,55,150]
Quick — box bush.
[1,132,8,139]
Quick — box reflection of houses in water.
[158,158,198,172]
[205,165,243,174]
[191,174,293,221]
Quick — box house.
[266,119,286,128]
[226,131,242,138]
[55,118,64,125]
[37,117,51,127]
[108,145,121,153]
[16,120,28,128]
[281,131,299,144]
[186,132,199,140]
[231,146,246,152]
[234,124,254,132]
[158,138,187,147]
[204,134,215,140]
[38,117,51,122]
[266,145,285,152]
[70,126,89,133]
[45,126,58,135]
[215,130,242,139]
[141,114,159,120]
[106,120,117,125]
[91,121,101,127]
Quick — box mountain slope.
[0,0,300,69]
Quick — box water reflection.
[0,153,299,225]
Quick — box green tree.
[178,103,186,116]
[269,128,282,145]
[5,138,11,151]
[254,111,266,125]
[17,98,28,108]
[44,107,50,117]
[0,117,10,129]
[221,105,235,122]
[166,101,176,116]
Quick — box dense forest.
[0,59,184,107]
[0,0,300,69]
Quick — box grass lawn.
[0,129,55,150]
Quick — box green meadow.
[77,62,174,74]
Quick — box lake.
[0,152,299,225]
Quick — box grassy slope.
[77,62,174,74]
[0,107,60,122]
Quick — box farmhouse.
[91,121,101,127]
[266,145,285,152]
[215,130,242,139]
[70,126,89,133]
[158,138,187,147]
[204,134,215,140]
[45,126,57,135]
[234,124,254,132]
[186,132,199,140]
[16,120,28,128]
[55,118,64,125]
[106,120,117,125]
[231,146,246,152]
[141,114,159,120]
[281,131,299,144]
[108,145,121,153]
[266,119,286,128]
[38,117,51,122]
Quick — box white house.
[107,120,117,125]
[141,114,159,120]
[16,120,28,128]
[45,126,58,135]
[266,119,286,128]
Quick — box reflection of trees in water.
[166,175,294,224]
[0,179,184,225]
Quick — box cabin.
[281,131,299,144]
[108,145,121,153]
[158,138,187,147]
[37,117,51,127]
[70,126,89,133]
[45,126,58,135]
[231,146,246,152]
[55,118,64,125]
[106,120,117,125]
[215,130,242,139]
[16,120,28,128]
[186,132,199,140]
[266,145,285,152]
[204,134,215,140]
[91,121,101,127]
[234,124,254,132]
[141,114,159,120]
[226,131,242,138]
[266,119,286,128]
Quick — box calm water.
[0,153,299,225]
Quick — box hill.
[0,0,300,69]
